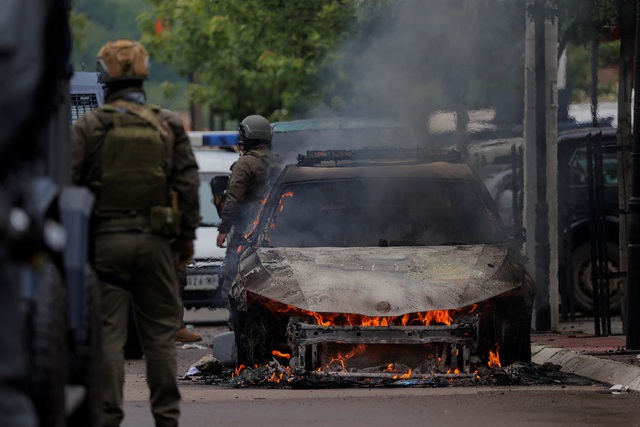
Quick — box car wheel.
[27,263,67,427]
[479,303,531,368]
[67,268,102,427]
[230,299,285,366]
[571,241,622,316]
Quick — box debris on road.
[180,358,600,389]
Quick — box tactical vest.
[243,148,279,202]
[96,102,169,216]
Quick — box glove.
[172,239,194,270]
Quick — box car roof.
[270,118,419,164]
[280,160,477,183]
[557,126,618,143]
[193,147,238,174]
[272,117,416,133]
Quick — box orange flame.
[234,364,246,377]
[251,295,477,327]
[277,191,294,212]
[243,197,269,240]
[488,346,501,368]
[325,344,367,370]
[271,350,291,359]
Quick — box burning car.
[225,148,534,380]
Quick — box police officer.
[71,39,199,427]
[216,115,277,303]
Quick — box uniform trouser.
[93,231,182,427]
[0,254,37,427]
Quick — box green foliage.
[69,0,630,132]
[69,0,188,110]
[139,0,529,129]
[566,40,620,102]
[139,0,356,123]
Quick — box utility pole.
[524,0,559,331]
[626,0,640,350]
[533,0,551,331]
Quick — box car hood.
[238,245,527,316]
[194,226,226,261]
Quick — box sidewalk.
[530,316,640,391]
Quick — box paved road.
[122,383,640,427]
[118,310,640,427]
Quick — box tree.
[70,0,188,110]
[139,0,530,141]
[319,0,527,151]
[139,0,356,125]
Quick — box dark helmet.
[238,115,272,150]
[96,39,149,83]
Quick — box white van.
[182,147,238,308]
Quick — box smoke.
[311,0,526,147]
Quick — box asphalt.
[530,315,640,391]
[186,309,640,391]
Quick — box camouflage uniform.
[71,88,199,427]
[219,144,276,306]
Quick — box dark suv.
[224,147,534,378]
[469,127,621,316]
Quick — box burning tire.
[478,293,533,367]
[230,299,287,366]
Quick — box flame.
[277,191,294,212]
[326,344,367,370]
[271,350,291,359]
[488,346,501,368]
[243,197,269,240]
[233,364,246,377]
[399,369,412,379]
[252,295,477,327]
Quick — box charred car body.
[223,146,534,379]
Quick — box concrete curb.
[532,344,640,392]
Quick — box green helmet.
[238,115,272,145]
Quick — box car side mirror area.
[210,175,229,217]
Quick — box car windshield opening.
[267,178,504,247]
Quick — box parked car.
[218,145,534,377]
[468,127,622,316]
[181,147,238,308]
[271,117,419,165]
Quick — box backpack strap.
[104,100,172,140]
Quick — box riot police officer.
[216,115,277,305]
[71,39,199,427]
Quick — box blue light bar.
[203,131,238,147]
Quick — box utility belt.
[94,205,181,237]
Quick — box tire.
[27,263,67,427]
[229,299,285,366]
[479,303,531,367]
[571,241,622,316]
[67,268,102,427]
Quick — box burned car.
[226,148,534,379]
